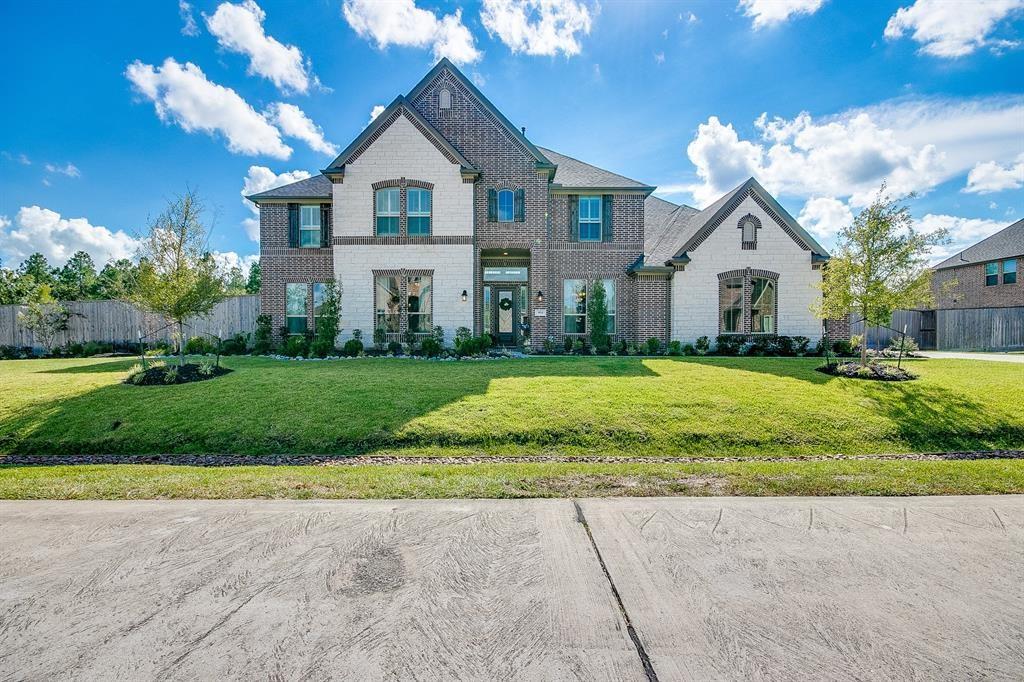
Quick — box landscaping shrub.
[572,339,585,354]
[283,335,309,358]
[253,314,274,355]
[197,360,216,376]
[831,339,854,356]
[887,335,920,354]
[163,366,179,384]
[744,335,774,356]
[432,325,445,347]
[681,342,695,356]
[793,336,811,356]
[455,335,491,357]
[715,335,741,356]
[184,336,215,355]
[351,328,362,342]
[694,336,710,355]
[373,327,387,350]
[615,339,627,355]
[419,337,443,357]
[309,339,333,358]
[817,361,917,381]
[587,280,611,353]
[542,336,556,354]
[645,338,661,355]
[342,339,364,357]
[454,327,472,351]
[387,341,403,355]
[775,335,795,356]
[564,337,574,354]
[666,340,683,356]
[82,341,113,357]
[220,333,249,355]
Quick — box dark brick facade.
[932,259,1022,310]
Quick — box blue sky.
[1,0,1022,274]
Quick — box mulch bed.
[816,361,917,381]
[128,363,233,386]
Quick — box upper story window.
[498,189,515,222]
[299,205,321,247]
[407,188,432,236]
[986,259,1017,286]
[375,188,400,236]
[579,196,602,241]
[439,88,452,112]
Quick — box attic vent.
[438,88,452,118]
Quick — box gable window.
[719,269,779,335]
[497,189,515,222]
[562,279,615,334]
[719,277,743,334]
[1004,259,1017,284]
[407,188,432,236]
[375,188,400,236]
[286,283,307,334]
[299,205,321,247]
[439,88,452,112]
[738,213,760,250]
[750,277,775,334]
[579,196,602,241]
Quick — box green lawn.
[1,355,1022,458]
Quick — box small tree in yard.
[18,284,76,353]
[587,280,610,353]
[310,281,342,357]
[816,186,948,367]
[131,189,226,367]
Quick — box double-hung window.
[375,188,400,236]
[286,283,308,334]
[985,262,1000,286]
[497,189,515,222]
[1003,259,1017,284]
[407,188,432,236]
[579,196,602,241]
[988,258,1017,285]
[299,205,321,247]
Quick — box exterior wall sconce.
[461,289,468,302]
[536,290,544,303]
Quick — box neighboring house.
[932,219,1022,310]
[248,59,835,347]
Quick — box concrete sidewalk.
[919,350,1024,363]
[1,497,1022,680]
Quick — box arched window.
[497,189,515,222]
[738,214,760,250]
[439,88,452,110]
[750,277,775,333]
[719,276,743,334]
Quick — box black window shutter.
[568,195,579,241]
[487,189,497,222]
[514,188,525,222]
[320,203,331,247]
[287,203,299,247]
[602,195,613,242]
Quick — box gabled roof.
[323,95,478,176]
[408,58,553,170]
[538,147,655,193]
[644,178,829,267]
[933,219,1024,270]
[246,174,332,202]
[640,195,700,269]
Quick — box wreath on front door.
[498,297,513,311]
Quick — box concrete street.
[1,496,1022,680]
[918,350,1024,363]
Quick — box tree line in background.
[0,247,260,305]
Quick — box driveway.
[1,497,1021,681]
[919,350,1024,363]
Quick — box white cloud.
[240,165,311,241]
[915,213,1007,262]
[885,0,1024,57]
[179,0,199,36]
[739,0,824,29]
[265,102,338,155]
[126,58,292,159]
[342,0,481,65]
[963,154,1024,194]
[44,162,81,178]
[368,104,386,126]
[471,71,486,87]
[481,0,593,57]
[204,0,317,94]
[0,206,140,266]
[2,151,31,165]
[684,96,1024,208]
[654,51,665,64]
[211,250,259,275]
[685,12,698,24]
[797,197,854,239]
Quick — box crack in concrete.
[573,500,659,682]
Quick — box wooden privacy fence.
[851,306,1024,351]
[0,295,260,349]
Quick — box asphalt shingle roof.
[246,174,332,201]
[537,147,653,190]
[933,219,1024,270]
[643,195,700,265]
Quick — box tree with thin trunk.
[18,284,76,353]
[587,279,610,353]
[131,189,225,367]
[816,186,948,367]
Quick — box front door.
[484,285,524,346]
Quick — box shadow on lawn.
[4,356,1021,462]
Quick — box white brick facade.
[671,195,824,342]
[333,115,473,238]
[334,244,474,341]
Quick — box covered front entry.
[480,249,530,346]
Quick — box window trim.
[578,196,602,242]
[737,213,761,250]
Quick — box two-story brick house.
[931,219,1022,310]
[248,59,832,347]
